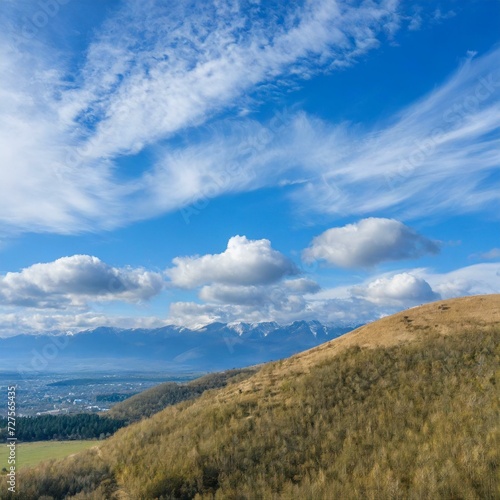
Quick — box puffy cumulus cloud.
[302,218,439,268]
[169,302,240,329]
[351,272,440,307]
[170,262,500,329]
[165,237,315,327]
[0,255,165,309]
[167,236,298,289]
[167,229,440,327]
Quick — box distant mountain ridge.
[0,321,356,374]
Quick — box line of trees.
[0,414,126,442]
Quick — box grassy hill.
[3,295,499,499]
[105,367,259,423]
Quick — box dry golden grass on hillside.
[286,294,500,365]
[105,368,259,423]
[229,294,500,400]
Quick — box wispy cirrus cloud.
[471,248,500,260]
[0,0,400,235]
[67,0,400,160]
[1,2,498,237]
[138,47,500,223]
[292,47,500,218]
[0,39,122,234]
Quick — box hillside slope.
[4,295,500,499]
[105,367,259,423]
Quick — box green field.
[1,440,97,470]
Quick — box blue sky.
[0,0,499,335]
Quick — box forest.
[0,414,125,442]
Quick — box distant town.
[0,372,196,417]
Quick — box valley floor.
[0,440,97,471]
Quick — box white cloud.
[167,235,298,288]
[302,218,439,267]
[351,272,440,306]
[2,257,497,334]
[169,295,309,329]
[283,278,321,294]
[0,44,116,234]
[168,294,387,329]
[408,14,422,31]
[168,246,323,327]
[316,262,500,304]
[0,255,164,309]
[198,277,320,307]
[169,302,234,329]
[63,0,399,160]
[432,8,456,22]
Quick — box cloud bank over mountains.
[0,220,498,335]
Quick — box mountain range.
[0,321,356,373]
